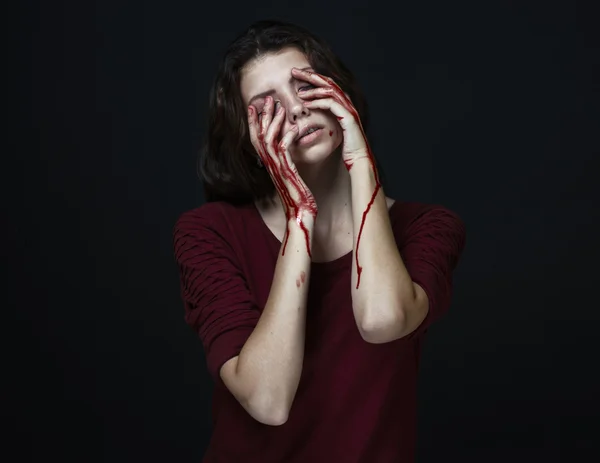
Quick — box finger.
[277,125,302,206]
[247,105,260,148]
[278,124,299,159]
[264,102,286,148]
[297,86,334,100]
[260,95,275,136]
[268,124,299,210]
[302,97,356,128]
[291,68,331,88]
[293,69,354,107]
[278,125,314,204]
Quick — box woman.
[173,19,466,463]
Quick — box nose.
[287,95,309,123]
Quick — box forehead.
[240,47,311,102]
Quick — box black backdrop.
[9,0,598,461]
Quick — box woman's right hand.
[248,96,318,226]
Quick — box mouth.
[295,124,324,142]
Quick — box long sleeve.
[394,205,467,339]
[173,206,261,383]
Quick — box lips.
[296,124,324,142]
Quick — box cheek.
[329,121,343,148]
[324,114,343,141]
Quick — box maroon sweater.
[173,200,466,463]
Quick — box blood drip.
[256,108,317,258]
[325,79,382,289]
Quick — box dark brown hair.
[199,19,381,204]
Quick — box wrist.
[287,207,316,227]
[348,156,378,182]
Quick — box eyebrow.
[248,66,314,105]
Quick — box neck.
[266,149,353,233]
[296,149,352,230]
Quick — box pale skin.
[219,47,429,425]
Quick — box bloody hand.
[292,68,382,289]
[292,68,379,179]
[247,96,317,257]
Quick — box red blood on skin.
[254,105,317,258]
[254,69,383,289]
[296,270,307,288]
[321,76,382,289]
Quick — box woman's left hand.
[292,67,371,171]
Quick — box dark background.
[9,0,598,461]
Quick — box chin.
[291,135,341,166]
[291,147,333,166]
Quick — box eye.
[299,84,315,92]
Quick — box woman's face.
[240,47,342,165]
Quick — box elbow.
[256,407,289,427]
[221,357,291,426]
[262,409,289,426]
[247,394,290,426]
[359,307,407,344]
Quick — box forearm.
[349,161,415,336]
[236,217,312,422]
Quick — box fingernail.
[248,106,252,116]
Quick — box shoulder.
[388,199,466,243]
[172,201,261,268]
[173,201,253,236]
[172,201,259,258]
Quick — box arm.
[223,96,317,424]
[348,163,467,343]
[223,213,313,426]
[348,162,428,342]
[174,207,313,427]
[295,68,465,342]
[295,68,423,340]
[176,98,315,426]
